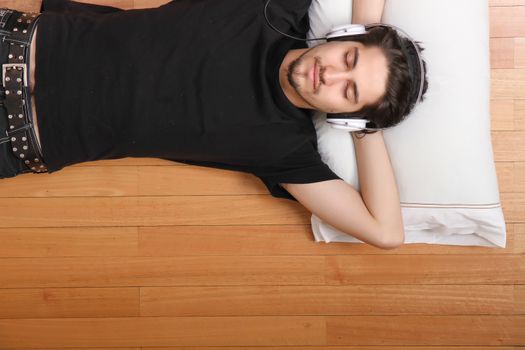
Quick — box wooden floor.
[0,0,523,348]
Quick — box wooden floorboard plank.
[0,165,264,197]
[0,316,523,348]
[325,315,525,346]
[0,284,520,319]
[0,316,326,348]
[0,195,310,227]
[0,255,522,288]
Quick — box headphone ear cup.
[326,24,367,41]
[326,113,370,132]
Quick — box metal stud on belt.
[1,10,48,173]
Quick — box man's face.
[284,41,389,114]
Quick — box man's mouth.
[310,59,318,91]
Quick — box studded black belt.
[0,8,48,173]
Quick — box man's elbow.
[380,229,405,250]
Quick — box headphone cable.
[263,0,326,42]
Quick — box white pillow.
[307,0,507,248]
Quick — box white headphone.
[325,24,373,131]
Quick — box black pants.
[0,7,38,179]
[0,105,32,179]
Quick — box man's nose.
[322,65,352,86]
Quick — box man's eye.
[344,51,350,68]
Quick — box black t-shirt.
[34,0,342,201]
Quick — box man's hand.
[351,0,385,24]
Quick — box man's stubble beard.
[286,51,325,112]
[287,55,303,91]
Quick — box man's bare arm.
[352,0,385,24]
[352,131,404,247]
[280,130,405,249]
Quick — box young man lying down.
[0,0,428,249]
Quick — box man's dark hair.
[334,26,429,138]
